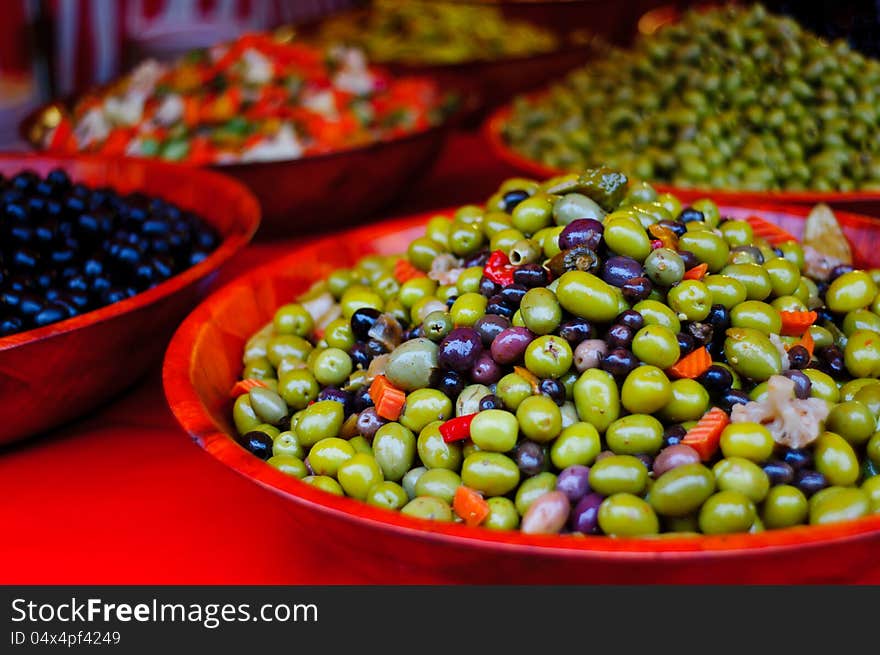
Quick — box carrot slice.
[779,310,818,337]
[798,328,815,358]
[393,258,426,284]
[681,407,729,461]
[666,347,712,379]
[230,378,268,398]
[682,262,708,280]
[369,374,406,421]
[453,485,490,527]
[745,215,797,246]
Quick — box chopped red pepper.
[229,378,268,398]
[439,414,477,443]
[483,250,516,286]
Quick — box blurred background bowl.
[164,204,880,584]
[482,103,880,217]
[0,153,259,446]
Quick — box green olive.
[842,309,880,336]
[401,496,453,521]
[844,329,880,378]
[598,493,660,536]
[621,365,672,414]
[605,414,664,455]
[631,325,680,369]
[660,379,710,423]
[366,481,409,510]
[514,472,558,516]
[273,431,304,459]
[268,455,308,479]
[698,490,757,535]
[573,369,621,432]
[808,486,871,525]
[713,457,770,503]
[372,422,416,482]
[723,327,782,381]
[633,299,682,333]
[826,400,876,446]
[516,395,563,443]
[266,335,313,368]
[604,216,652,262]
[649,463,716,517]
[520,288,562,335]
[667,280,713,322]
[294,400,344,448]
[450,292,488,328]
[303,475,344,496]
[484,497,520,530]
[417,421,463,471]
[679,231,730,272]
[814,432,860,486]
[826,271,878,313]
[556,271,622,323]
[496,372,534,412]
[273,303,314,337]
[762,485,809,529]
[524,335,573,379]
[414,468,461,505]
[550,422,602,468]
[644,248,685,287]
[719,422,774,461]
[461,452,521,496]
[399,389,453,434]
[308,437,356,477]
[721,263,772,300]
[337,453,384,500]
[589,455,648,496]
[384,338,438,391]
[511,194,554,235]
[802,368,840,403]
[470,409,520,452]
[730,301,782,335]
[763,258,801,296]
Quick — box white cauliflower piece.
[301,89,338,119]
[731,375,830,448]
[153,94,184,126]
[240,48,274,85]
[72,107,110,148]
[240,124,303,163]
[428,253,463,286]
[332,47,376,96]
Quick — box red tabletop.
[0,131,518,584]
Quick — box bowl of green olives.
[485,3,880,214]
[164,168,880,583]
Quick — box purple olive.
[605,323,634,349]
[521,491,571,535]
[471,351,503,384]
[474,314,510,346]
[438,327,483,372]
[515,440,545,477]
[558,317,594,344]
[556,465,591,502]
[513,263,549,288]
[490,326,536,365]
[653,444,701,477]
[621,276,653,302]
[356,407,387,439]
[570,493,603,534]
[558,218,604,251]
[600,347,638,378]
[602,255,643,288]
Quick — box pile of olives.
[316,0,560,65]
[502,3,880,191]
[232,167,880,538]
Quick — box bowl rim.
[163,206,880,558]
[482,101,880,204]
[0,152,261,353]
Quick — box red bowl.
[21,103,451,238]
[483,103,880,217]
[0,154,259,446]
[164,204,880,584]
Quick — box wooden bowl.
[0,154,259,446]
[483,103,880,217]
[163,205,880,584]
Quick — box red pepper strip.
[439,414,477,443]
[47,117,75,151]
[745,215,797,246]
[483,250,516,287]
